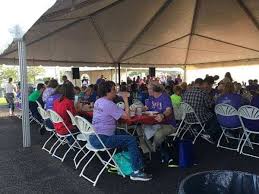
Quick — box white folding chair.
[47,109,81,162]
[37,106,58,153]
[176,102,206,144]
[238,105,259,158]
[36,100,43,108]
[67,110,87,168]
[215,104,243,151]
[74,116,125,186]
[66,110,77,126]
[17,97,40,124]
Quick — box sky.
[0,0,56,53]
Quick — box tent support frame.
[117,0,173,62]
[90,16,115,62]
[18,38,31,147]
[194,34,259,53]
[236,0,259,30]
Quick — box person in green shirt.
[170,85,182,121]
[29,83,46,127]
[171,85,182,107]
[29,83,45,102]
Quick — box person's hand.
[155,113,164,122]
[120,92,130,100]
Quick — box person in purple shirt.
[216,82,246,128]
[143,82,177,167]
[45,86,62,110]
[243,92,259,131]
[89,81,151,181]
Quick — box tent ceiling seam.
[236,0,259,30]
[121,34,190,62]
[90,16,115,63]
[117,0,174,62]
[1,0,126,58]
[184,0,200,65]
[194,34,259,53]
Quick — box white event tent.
[0,0,259,147]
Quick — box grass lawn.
[0,97,7,105]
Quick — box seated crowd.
[19,72,259,182]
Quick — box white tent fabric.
[1,0,259,67]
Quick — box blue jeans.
[89,130,144,171]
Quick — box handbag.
[113,151,133,175]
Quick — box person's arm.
[155,107,172,122]
[69,100,77,115]
[120,92,130,120]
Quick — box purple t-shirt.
[92,97,124,136]
[45,94,62,110]
[216,93,244,128]
[145,93,176,127]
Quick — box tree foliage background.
[0,65,45,86]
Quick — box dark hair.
[120,84,127,92]
[195,78,204,85]
[48,79,58,88]
[59,83,75,100]
[53,85,62,95]
[62,75,67,80]
[74,86,81,92]
[98,81,115,97]
[37,83,45,91]
[225,72,233,82]
[204,76,215,85]
[152,84,164,93]
[8,78,13,83]
[173,85,182,94]
[44,80,49,86]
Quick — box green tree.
[0,65,18,85]
[27,66,45,84]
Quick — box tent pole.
[183,65,187,82]
[18,38,31,147]
[118,63,121,85]
[114,65,117,83]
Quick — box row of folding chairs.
[15,98,43,127]
[37,107,125,186]
[170,102,259,159]
[215,104,259,158]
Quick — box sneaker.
[130,171,152,181]
[201,134,215,144]
[167,159,179,168]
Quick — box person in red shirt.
[53,83,77,135]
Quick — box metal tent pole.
[18,38,31,147]
[183,65,187,82]
[118,63,121,85]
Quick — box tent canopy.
[1,0,259,67]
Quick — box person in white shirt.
[5,78,16,116]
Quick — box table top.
[81,111,161,125]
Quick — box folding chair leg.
[74,145,89,169]
[42,132,56,153]
[60,141,77,162]
[193,126,204,144]
[52,138,69,162]
[217,130,225,148]
[49,138,61,154]
[237,132,245,152]
[181,125,191,140]
[240,132,250,154]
